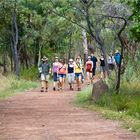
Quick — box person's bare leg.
[45,81,48,92]
[90,73,93,84]
[41,81,44,92]
[42,81,46,92]
[87,72,90,85]
[59,77,62,90]
[78,76,81,91]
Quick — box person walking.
[114,50,121,67]
[67,59,75,90]
[91,53,98,79]
[108,53,115,70]
[77,55,84,83]
[58,59,67,90]
[74,57,83,91]
[85,56,93,84]
[38,56,51,92]
[52,56,59,91]
[100,55,106,78]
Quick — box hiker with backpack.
[38,56,51,92]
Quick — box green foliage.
[75,86,93,105]
[0,75,38,99]
[75,80,140,120]
[75,83,140,136]
[20,66,38,81]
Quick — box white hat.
[69,59,73,62]
[88,56,91,59]
[55,56,58,59]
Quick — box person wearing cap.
[74,57,83,91]
[58,59,67,90]
[52,56,59,91]
[38,56,51,92]
[85,56,93,84]
[67,59,75,90]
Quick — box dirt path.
[0,81,137,140]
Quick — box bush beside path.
[0,81,137,140]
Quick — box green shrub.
[0,74,38,99]
[75,86,93,105]
[20,66,39,81]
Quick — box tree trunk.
[34,38,40,66]
[85,8,109,76]
[115,36,124,93]
[38,44,42,67]
[3,48,7,74]
[82,29,88,64]
[11,2,20,79]
[10,41,13,72]
[68,33,72,60]
[100,46,110,76]
[115,18,127,93]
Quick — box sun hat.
[88,56,91,59]
[41,56,48,61]
[55,56,58,59]
[69,59,73,62]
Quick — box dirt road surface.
[0,82,137,140]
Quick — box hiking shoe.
[40,89,44,92]
[78,88,81,91]
[71,88,74,91]
[53,87,56,91]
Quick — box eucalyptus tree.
[0,0,19,75]
[47,0,134,92]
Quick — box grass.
[0,74,39,99]
[74,84,140,138]
[20,66,39,81]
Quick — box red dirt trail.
[0,81,137,140]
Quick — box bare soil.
[0,81,137,140]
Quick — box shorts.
[100,66,106,72]
[58,74,66,78]
[68,73,75,83]
[53,72,58,81]
[41,74,49,81]
[75,73,82,78]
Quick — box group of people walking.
[38,54,98,92]
[38,50,121,92]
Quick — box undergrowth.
[75,63,140,138]
[0,74,38,99]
